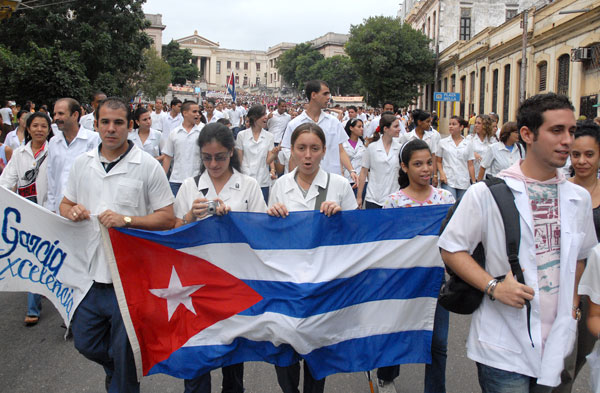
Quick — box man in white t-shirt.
[79,91,107,131]
[266,99,291,144]
[228,101,245,138]
[160,98,183,149]
[0,101,14,142]
[357,106,368,122]
[150,98,167,132]
[439,93,596,392]
[162,101,202,196]
[60,97,174,393]
[280,80,359,181]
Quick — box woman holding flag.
[174,122,266,393]
[267,122,357,393]
[378,138,454,393]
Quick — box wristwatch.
[123,216,132,227]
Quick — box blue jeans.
[440,183,467,201]
[477,363,552,393]
[377,301,449,393]
[232,127,242,139]
[72,283,139,393]
[170,182,182,197]
[27,293,41,317]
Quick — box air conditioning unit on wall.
[571,47,592,62]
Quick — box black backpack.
[438,178,527,310]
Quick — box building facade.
[434,0,599,132]
[144,14,166,56]
[173,31,349,92]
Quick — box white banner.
[0,186,96,325]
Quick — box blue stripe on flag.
[240,267,444,317]
[116,205,451,250]
[148,331,433,380]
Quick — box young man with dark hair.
[60,97,175,393]
[161,98,183,149]
[438,93,597,392]
[162,100,202,196]
[46,98,101,213]
[280,80,358,184]
[79,91,107,131]
[267,99,291,144]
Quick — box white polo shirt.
[163,124,203,184]
[235,128,274,188]
[63,145,174,283]
[45,127,101,212]
[362,138,401,206]
[438,176,596,387]
[228,107,245,128]
[160,112,183,149]
[150,111,167,132]
[281,110,348,175]
[128,128,162,158]
[467,134,497,176]
[267,111,291,143]
[204,111,224,124]
[342,139,366,184]
[0,107,12,125]
[269,167,357,212]
[437,135,474,190]
[400,129,440,155]
[480,141,523,177]
[174,169,266,217]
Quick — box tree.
[137,49,171,100]
[276,43,324,89]
[346,16,435,108]
[0,0,152,104]
[162,40,199,85]
[308,56,362,96]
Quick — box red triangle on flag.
[108,229,263,375]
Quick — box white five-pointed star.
[149,266,205,321]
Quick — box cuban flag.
[102,206,450,380]
[226,72,236,103]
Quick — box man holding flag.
[59,97,175,393]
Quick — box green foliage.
[346,16,435,108]
[276,43,324,89]
[138,49,171,100]
[0,0,152,104]
[161,40,199,85]
[309,56,362,96]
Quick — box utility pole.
[520,9,528,104]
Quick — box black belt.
[93,282,114,289]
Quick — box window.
[503,64,511,123]
[227,61,231,69]
[244,62,248,70]
[557,54,570,96]
[479,67,486,115]
[216,61,221,75]
[235,75,239,84]
[492,69,499,114]
[235,61,240,70]
[256,63,260,72]
[270,73,273,83]
[506,8,518,21]
[538,61,547,92]
[243,76,248,86]
[433,11,436,42]
[460,8,471,41]
[256,77,260,86]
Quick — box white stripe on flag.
[182,297,436,355]
[179,236,442,283]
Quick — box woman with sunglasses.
[173,122,266,393]
[0,112,53,326]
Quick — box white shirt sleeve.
[362,145,372,170]
[246,178,268,213]
[163,130,175,157]
[480,145,494,170]
[0,155,18,189]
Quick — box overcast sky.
[143,0,400,51]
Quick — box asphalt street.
[0,292,592,393]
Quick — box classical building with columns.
[174,31,349,91]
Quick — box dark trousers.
[365,200,382,209]
[72,283,139,393]
[275,361,325,393]
[184,363,244,393]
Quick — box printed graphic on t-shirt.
[527,182,560,348]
